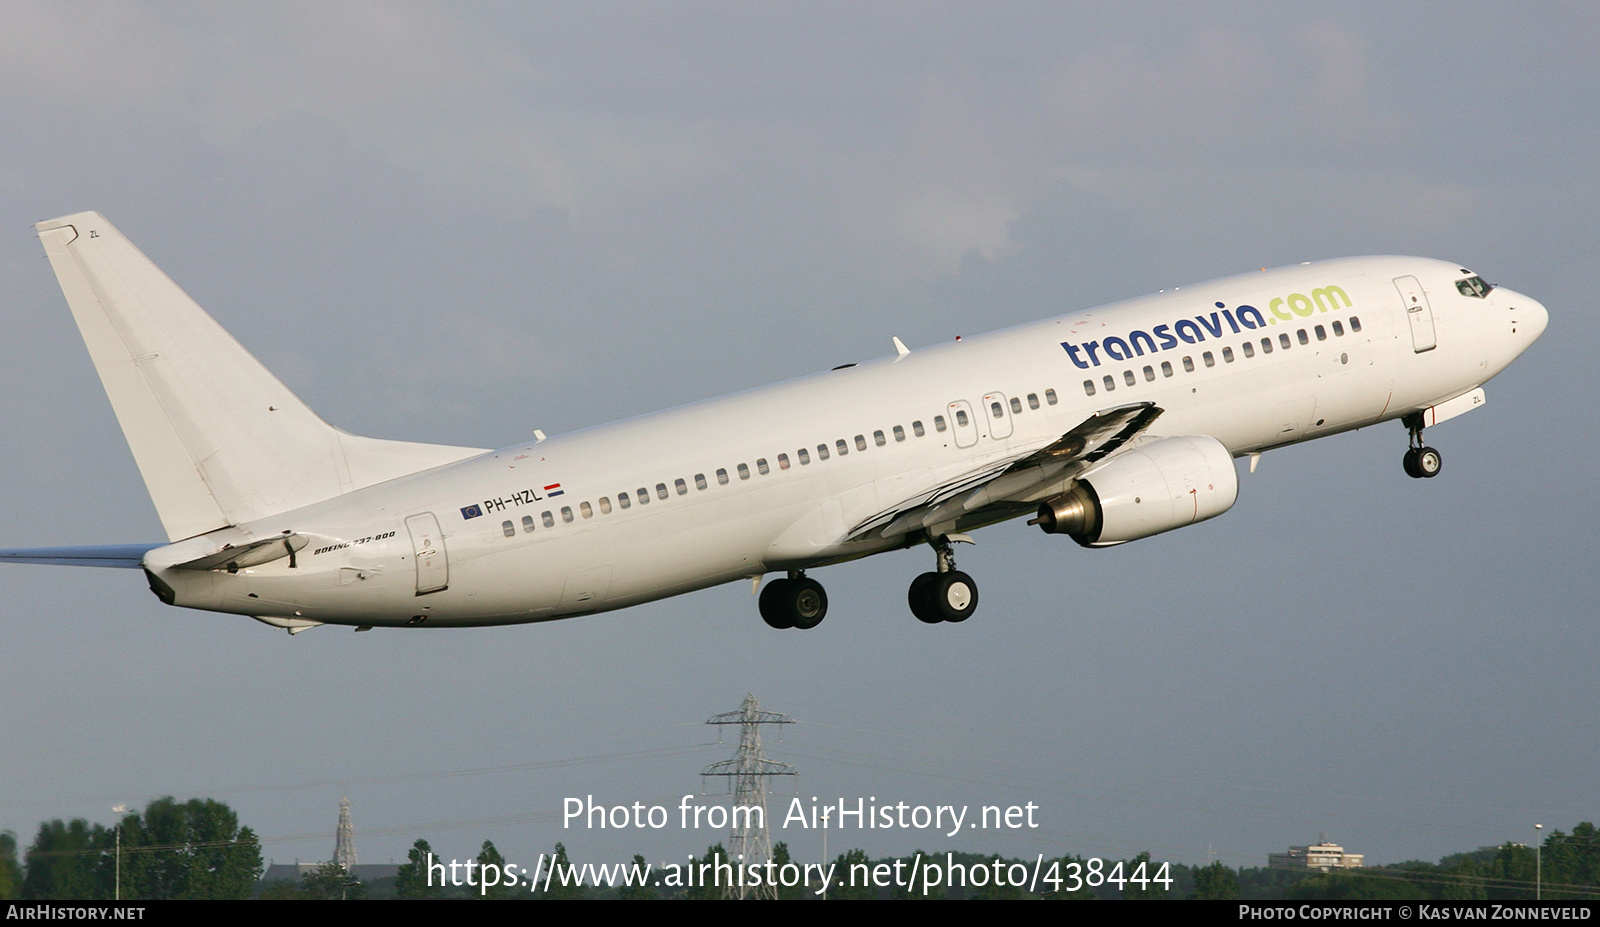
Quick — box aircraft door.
[982,392,1014,440]
[405,512,449,596]
[1394,275,1437,353]
[947,400,979,448]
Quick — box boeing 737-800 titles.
[0,213,1547,633]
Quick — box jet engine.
[1030,435,1238,547]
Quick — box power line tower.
[702,694,796,900]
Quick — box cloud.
[0,0,189,102]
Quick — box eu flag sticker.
[460,504,483,520]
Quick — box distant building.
[260,862,399,884]
[259,796,398,886]
[334,796,357,871]
[1269,842,1364,871]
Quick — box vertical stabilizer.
[36,212,485,541]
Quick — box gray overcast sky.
[1,2,1594,875]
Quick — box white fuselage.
[141,256,1547,628]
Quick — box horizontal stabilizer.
[170,533,308,571]
[0,544,160,569]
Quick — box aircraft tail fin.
[36,212,486,542]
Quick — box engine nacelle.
[1030,435,1239,547]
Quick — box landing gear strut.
[759,571,828,630]
[1401,413,1442,479]
[908,534,978,624]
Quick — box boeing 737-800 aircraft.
[0,213,1547,633]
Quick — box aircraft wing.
[847,402,1162,541]
[0,544,162,569]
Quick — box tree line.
[2,803,1593,900]
[2,798,260,900]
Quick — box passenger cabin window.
[1222,347,1234,363]
[523,514,536,532]
[991,401,1004,418]
[676,477,688,494]
[893,425,905,442]
[934,415,947,431]
[619,492,631,509]
[1010,397,1022,414]
[1350,316,1362,332]
[1182,356,1195,373]
[873,430,886,447]
[598,497,612,515]
[1297,329,1309,345]
[1045,389,1058,405]
[1279,333,1291,350]
[912,420,925,436]
[580,501,593,518]
[1161,361,1173,377]
[1202,351,1214,367]
[956,409,971,426]
[695,473,708,490]
[1315,325,1326,341]
[777,454,790,470]
[502,520,515,537]
[717,468,729,485]
[1083,379,1096,396]
[836,439,849,456]
[542,511,555,528]
[738,463,750,480]
[1261,337,1273,354]
[1103,374,1116,391]
[817,444,830,460]
[1027,393,1039,410]
[756,459,769,475]
[560,506,574,523]
[1242,341,1254,358]
[1332,320,1345,336]
[797,448,810,465]
[636,487,649,505]
[1123,370,1135,386]
[656,482,668,499]
[855,434,867,451]
[1143,365,1155,381]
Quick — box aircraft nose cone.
[1523,295,1549,342]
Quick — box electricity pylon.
[702,694,796,899]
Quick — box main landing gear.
[908,534,978,624]
[1401,413,1443,479]
[759,571,828,630]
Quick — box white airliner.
[0,212,1547,633]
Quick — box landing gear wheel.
[789,577,828,629]
[1415,446,1442,478]
[759,579,794,629]
[909,572,941,624]
[1401,414,1441,480]
[932,571,978,623]
[759,575,828,629]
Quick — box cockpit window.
[1456,275,1493,298]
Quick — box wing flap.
[847,402,1163,541]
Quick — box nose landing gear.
[1401,413,1442,479]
